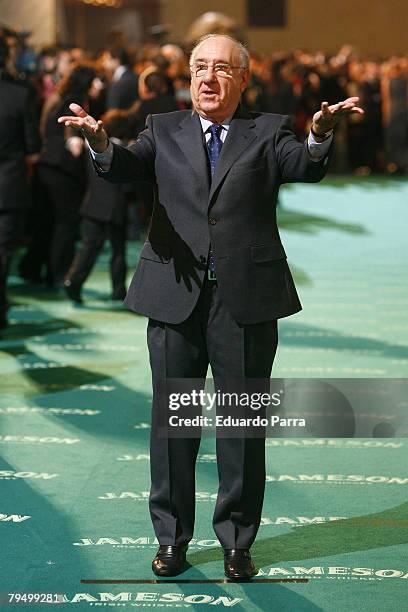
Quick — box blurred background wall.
[0,0,57,47]
[162,0,407,56]
[0,0,159,50]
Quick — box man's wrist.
[89,136,109,154]
[310,123,333,140]
[88,140,113,171]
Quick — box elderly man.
[59,34,363,580]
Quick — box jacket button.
[208,217,218,225]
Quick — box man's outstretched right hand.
[58,103,109,153]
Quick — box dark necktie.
[207,124,223,177]
[206,124,223,276]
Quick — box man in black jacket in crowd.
[64,109,130,303]
[104,47,138,111]
[0,37,40,329]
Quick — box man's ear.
[240,69,250,92]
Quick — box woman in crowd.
[20,65,97,286]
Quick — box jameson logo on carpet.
[60,593,242,606]
[79,384,115,391]
[98,491,150,501]
[116,442,244,464]
[0,471,58,480]
[0,406,100,416]
[73,537,222,547]
[266,474,408,484]
[266,440,404,448]
[258,566,408,581]
[0,514,31,523]
[0,435,80,444]
[21,361,68,370]
[133,422,150,429]
[31,342,141,352]
[98,491,220,501]
[260,516,347,526]
[117,453,150,461]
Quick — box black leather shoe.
[64,280,82,304]
[224,549,257,581]
[152,545,188,576]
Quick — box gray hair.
[189,34,250,70]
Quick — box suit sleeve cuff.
[307,131,333,161]
[88,140,114,171]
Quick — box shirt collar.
[199,114,233,134]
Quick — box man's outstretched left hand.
[312,97,364,137]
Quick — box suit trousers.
[147,277,278,549]
[29,164,83,285]
[66,217,127,298]
[0,211,21,320]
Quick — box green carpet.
[1,176,407,611]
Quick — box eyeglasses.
[190,62,245,77]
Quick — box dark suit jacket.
[106,69,138,110]
[0,79,40,210]
[96,107,333,324]
[81,146,128,226]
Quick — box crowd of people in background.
[0,23,407,327]
[4,30,408,174]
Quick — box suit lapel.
[208,107,256,204]
[175,111,210,195]
[173,108,257,205]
